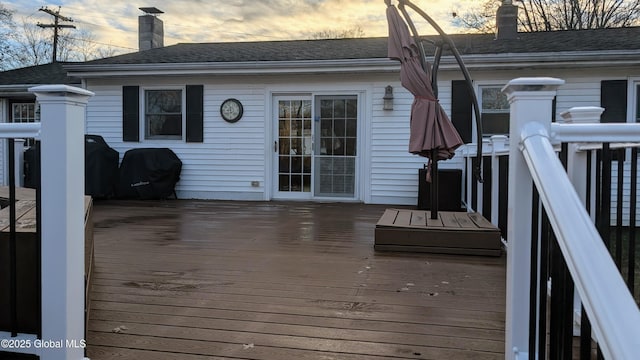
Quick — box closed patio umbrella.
[386,4,463,161]
[386,3,463,218]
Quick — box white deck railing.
[0,85,93,360]
[461,120,640,233]
[504,78,640,359]
[461,135,509,229]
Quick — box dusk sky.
[3,0,479,54]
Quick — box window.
[11,102,39,146]
[123,85,203,143]
[11,102,38,123]
[144,89,183,140]
[480,85,510,135]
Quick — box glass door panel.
[314,96,357,198]
[277,99,312,194]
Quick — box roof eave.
[0,85,37,98]
[460,50,640,69]
[64,50,640,78]
[65,59,400,77]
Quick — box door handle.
[274,141,278,153]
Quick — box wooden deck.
[87,200,506,359]
[375,209,503,256]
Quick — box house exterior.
[0,62,81,184]
[0,62,81,124]
[2,8,640,207]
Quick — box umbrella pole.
[430,152,439,220]
[397,3,442,220]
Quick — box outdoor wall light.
[383,85,394,110]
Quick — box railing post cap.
[559,106,604,123]
[502,77,565,95]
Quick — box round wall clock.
[220,98,243,123]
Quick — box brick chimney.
[138,7,164,51]
[496,0,518,40]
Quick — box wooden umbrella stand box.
[375,208,503,256]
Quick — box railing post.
[502,77,565,359]
[29,85,93,360]
[559,106,604,336]
[559,106,605,211]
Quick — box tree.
[62,29,119,62]
[9,17,52,68]
[0,2,17,70]
[0,3,124,70]
[309,25,366,39]
[452,0,640,33]
[452,1,499,33]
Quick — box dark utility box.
[417,168,463,211]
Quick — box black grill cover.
[23,146,39,189]
[85,135,119,198]
[117,148,182,199]
[24,135,119,197]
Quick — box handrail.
[0,123,41,139]
[551,123,640,143]
[520,122,640,359]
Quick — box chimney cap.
[139,7,164,15]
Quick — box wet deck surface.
[86,200,506,359]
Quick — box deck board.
[395,209,412,227]
[86,200,505,359]
[441,212,460,228]
[426,214,444,228]
[409,210,427,227]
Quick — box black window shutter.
[186,85,204,143]
[451,80,473,143]
[122,86,139,142]
[601,80,627,123]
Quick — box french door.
[273,95,358,200]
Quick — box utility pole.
[37,6,76,63]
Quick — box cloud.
[4,0,469,52]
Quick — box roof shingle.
[0,62,81,86]
[79,26,640,66]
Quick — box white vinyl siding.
[611,160,640,226]
[76,68,640,209]
[554,77,601,114]
[85,81,267,200]
[369,82,429,205]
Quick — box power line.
[64,35,137,51]
[37,6,76,63]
